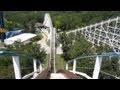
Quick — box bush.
[31,33,42,42]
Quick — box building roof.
[4,33,36,45]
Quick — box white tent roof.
[4,33,36,45]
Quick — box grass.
[44,54,49,68]
[43,54,66,71]
[55,54,66,71]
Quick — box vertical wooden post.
[93,56,102,79]
[12,56,21,79]
[66,63,68,70]
[53,28,56,73]
[33,59,38,78]
[118,57,120,71]
[73,59,77,73]
[39,63,42,73]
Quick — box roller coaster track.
[43,13,56,73]
[66,17,120,52]
[1,13,120,79]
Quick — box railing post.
[73,59,76,73]
[12,56,21,79]
[39,63,42,73]
[117,56,120,71]
[66,63,68,70]
[33,59,38,78]
[92,56,102,79]
[53,28,56,73]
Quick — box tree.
[6,41,46,63]
[59,32,72,61]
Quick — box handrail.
[67,52,120,63]
[22,69,42,79]
[66,52,120,79]
[0,50,40,61]
[22,71,39,79]
[100,71,120,79]
[0,50,43,79]
[71,67,120,79]
[22,64,43,79]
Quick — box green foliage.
[52,11,120,31]
[0,56,11,66]
[56,11,120,78]
[4,19,22,30]
[99,57,120,79]
[4,11,45,32]
[0,65,14,79]
[0,56,14,79]
[59,32,93,61]
[59,32,72,61]
[4,11,120,32]
[1,11,120,78]
[6,41,46,63]
[94,44,113,54]
[0,40,47,78]
[31,33,42,42]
